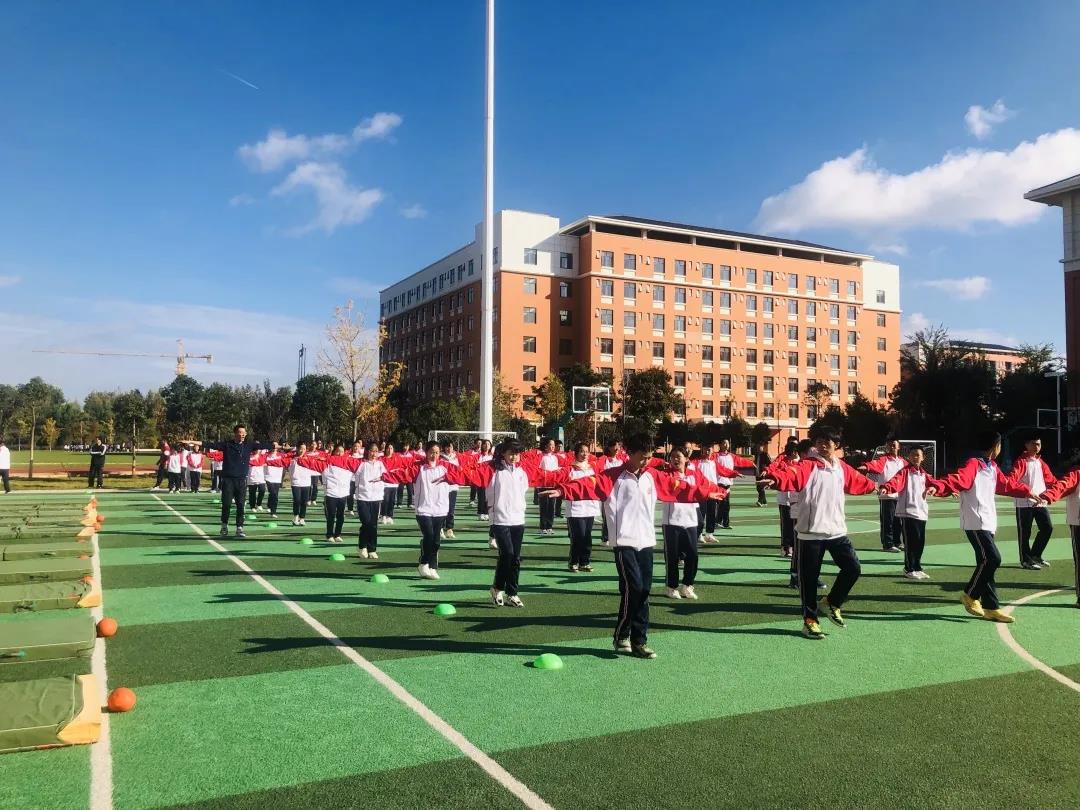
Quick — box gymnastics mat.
[0,579,101,614]
[0,614,96,664]
[0,558,93,586]
[0,674,101,753]
[1,543,93,561]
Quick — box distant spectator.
[0,438,10,494]
[88,437,106,489]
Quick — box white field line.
[89,532,114,810]
[997,589,1080,694]
[152,495,552,810]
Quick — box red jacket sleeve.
[1040,459,1058,487]
[842,462,879,495]
[1044,468,1080,503]
[996,467,1034,499]
[265,455,291,468]
[449,462,493,488]
[862,456,887,474]
[713,464,739,479]
[382,461,419,485]
[557,469,616,501]
[767,460,814,492]
[296,456,328,474]
[939,458,981,495]
[880,467,909,495]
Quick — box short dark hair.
[784,438,799,454]
[424,440,440,452]
[574,442,590,453]
[233,423,246,432]
[796,438,814,454]
[497,437,523,455]
[809,425,843,445]
[440,439,454,450]
[603,439,619,453]
[625,433,654,454]
[976,430,1001,452]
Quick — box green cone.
[533,653,564,670]
[370,573,390,584]
[266,522,278,529]
[329,552,346,562]
[433,603,457,616]
[300,537,314,545]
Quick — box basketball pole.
[478,0,495,440]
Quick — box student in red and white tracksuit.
[536,439,562,534]
[263,445,291,518]
[660,448,709,601]
[475,440,494,520]
[178,446,190,491]
[767,440,800,558]
[187,447,204,493]
[760,428,878,639]
[449,439,565,606]
[593,441,626,544]
[346,442,364,512]
[296,444,361,542]
[210,448,223,492]
[1008,437,1057,569]
[287,445,313,525]
[440,442,462,538]
[353,445,387,558]
[380,442,399,524]
[382,442,457,579]
[1042,463,1080,609]
[860,440,907,552]
[246,450,268,511]
[879,446,949,580]
[565,443,600,572]
[546,433,724,659]
[937,431,1038,624]
[165,448,184,493]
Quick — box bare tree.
[318,300,404,439]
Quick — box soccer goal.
[875,440,938,477]
[427,430,518,448]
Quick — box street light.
[1044,362,1066,455]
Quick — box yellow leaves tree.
[318,299,404,440]
[41,417,61,450]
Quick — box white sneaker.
[678,584,698,600]
[506,595,524,608]
[150,486,161,491]
[387,517,394,525]
[269,514,278,520]
[703,533,716,544]
[418,564,440,580]
[445,529,456,539]
[292,517,299,526]
[480,514,489,521]
[369,552,379,560]
[490,587,505,606]
[299,519,306,526]
[664,586,682,599]
[440,529,447,539]
[917,571,931,580]
[904,570,921,580]
[489,537,498,549]
[359,548,369,559]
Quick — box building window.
[764,297,775,314]
[560,310,572,326]
[877,385,888,398]
[523,306,537,324]
[788,377,800,393]
[764,323,775,340]
[876,313,886,327]
[523,365,537,382]
[702,262,713,279]
[674,343,687,359]
[877,361,887,374]
[467,288,475,304]
[524,277,537,294]
[600,338,613,355]
[807,327,817,343]
[623,340,636,357]
[746,268,758,284]
[877,337,887,351]
[599,368,614,382]
[807,353,817,368]
[719,373,732,388]
[807,301,817,317]
[787,325,799,341]
[560,252,573,270]
[467,315,474,331]
[829,380,841,396]
[788,299,798,316]
[601,251,614,268]
[789,351,799,367]
[828,329,839,344]
[764,403,775,418]
[746,402,758,418]
[788,403,799,419]
[848,356,859,371]
[703,372,714,388]
[847,381,859,396]
[523,336,537,352]
[806,275,816,293]
[719,265,731,282]
[468,259,474,275]
[702,317,713,334]
[653,341,665,358]
[624,253,637,271]
[624,311,637,328]
[703,290,714,307]
[703,345,714,361]
[763,349,774,365]
[746,295,757,313]
[747,348,758,364]
[829,354,840,370]
[674,371,686,387]
[674,315,686,332]
[653,257,665,274]
[828,278,840,295]
[524,248,538,265]
[652,313,665,330]
[763,270,774,287]
[875,289,886,304]
[559,281,572,297]
[764,376,775,392]
[848,331,858,347]
[747,375,758,391]
[747,322,758,338]
[601,279,614,297]
[653,286,665,303]
[559,338,572,355]
[600,309,613,326]
[829,303,840,319]
[846,280,857,296]
[675,260,686,277]
[788,274,798,291]
[703,400,714,416]
[624,281,636,300]
[718,346,731,362]
[675,287,687,304]
[722,292,735,309]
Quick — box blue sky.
[2,0,1078,399]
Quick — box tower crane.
[33,339,213,376]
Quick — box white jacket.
[354,460,387,501]
[414,463,452,517]
[567,467,601,519]
[485,465,530,525]
[0,446,9,470]
[289,458,313,487]
[603,472,659,551]
[661,471,702,528]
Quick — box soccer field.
[2,487,1079,809]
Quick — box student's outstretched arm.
[937,458,980,496]
[759,460,812,492]
[296,455,329,474]
[995,468,1037,500]
[1044,468,1080,504]
[879,467,909,496]
[841,463,879,495]
[543,470,615,502]
[381,461,420,485]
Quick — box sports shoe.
[820,597,845,628]
[702,534,716,544]
[151,485,161,491]
[220,524,229,537]
[386,517,394,525]
[782,548,793,558]
[488,537,498,550]
[1035,558,1050,568]
[961,593,985,617]
[440,529,447,539]
[788,575,799,590]
[445,529,456,540]
[904,570,922,580]
[580,564,593,573]
[292,517,300,526]
[803,619,825,640]
[369,552,378,560]
[236,527,246,538]
[884,545,901,553]
[918,571,932,580]
[506,595,524,608]
[490,587,505,606]
[613,637,632,652]
[678,584,698,600]
[721,524,732,530]
[269,514,278,520]
[359,548,369,559]
[982,608,1015,624]
[418,564,439,580]
[480,514,490,521]
[568,564,579,572]
[664,586,682,599]
[1020,559,1042,570]
[299,519,306,526]
[631,644,657,659]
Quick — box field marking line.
[152,495,552,810]
[997,589,1080,694]
[89,532,114,810]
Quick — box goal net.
[572,385,613,415]
[427,430,518,449]
[874,439,938,477]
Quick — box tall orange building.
[380,210,901,439]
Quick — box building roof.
[1025,172,1080,205]
[948,339,1020,354]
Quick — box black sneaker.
[236,527,246,538]
[219,524,228,537]
[1020,559,1042,570]
[788,576,799,590]
[631,644,657,659]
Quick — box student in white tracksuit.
[860,440,907,552]
[661,448,705,601]
[287,445,313,525]
[565,443,600,572]
[296,445,362,543]
[1043,461,1080,609]
[246,451,268,510]
[1008,437,1057,569]
[382,442,455,580]
[354,445,387,558]
[166,449,184,493]
[263,446,289,518]
[879,446,949,580]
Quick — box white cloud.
[869,242,908,257]
[272,162,384,235]
[917,275,991,300]
[950,326,1019,346]
[965,99,1015,139]
[229,193,256,207]
[754,128,1080,234]
[400,203,427,220]
[238,113,402,173]
[901,312,932,339]
[0,275,22,288]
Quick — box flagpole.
[479,0,495,439]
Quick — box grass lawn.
[1,485,1078,808]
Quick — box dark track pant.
[291,486,309,518]
[901,517,926,572]
[167,471,182,492]
[347,481,357,512]
[0,469,9,493]
[397,482,413,507]
[155,466,166,487]
[417,515,444,567]
[699,499,718,533]
[539,496,556,530]
[779,505,795,551]
[492,524,525,596]
[663,524,699,588]
[798,535,861,620]
[716,497,730,528]
[219,476,246,528]
[1070,525,1080,602]
[211,469,221,491]
[879,498,903,549]
[477,487,489,517]
[357,499,381,551]
[324,495,346,539]
[567,516,594,567]
[188,471,201,493]
[382,487,397,519]
[555,497,564,519]
[88,464,104,488]
[1016,506,1053,563]
[964,530,1001,610]
[445,490,457,530]
[266,482,280,514]
[614,546,653,645]
[756,482,768,506]
[310,476,319,503]
[247,483,265,509]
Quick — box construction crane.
[33,339,213,376]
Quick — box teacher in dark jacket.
[205,424,270,538]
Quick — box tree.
[750,421,773,448]
[160,375,205,437]
[843,394,892,453]
[201,383,244,440]
[16,377,64,476]
[533,373,567,432]
[291,374,351,442]
[0,384,20,439]
[55,401,87,447]
[804,382,832,420]
[721,415,753,450]
[557,363,605,413]
[619,368,682,437]
[1016,343,1056,372]
[41,417,61,450]
[251,381,293,441]
[319,299,404,439]
[492,372,520,431]
[810,405,847,438]
[357,403,398,442]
